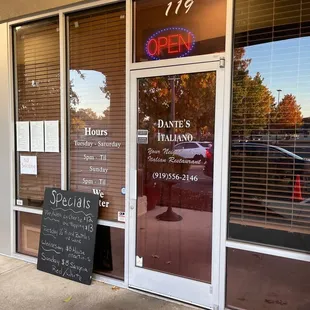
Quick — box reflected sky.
[70,70,110,116]
[245,37,310,116]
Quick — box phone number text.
[152,172,198,182]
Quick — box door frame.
[128,61,225,309]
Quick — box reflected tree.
[138,73,216,140]
[272,94,303,130]
[232,48,275,138]
[177,73,216,140]
[232,48,304,139]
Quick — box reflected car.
[229,142,310,200]
[204,142,310,181]
[173,141,212,161]
[203,144,214,177]
[231,142,307,172]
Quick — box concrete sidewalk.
[0,255,193,310]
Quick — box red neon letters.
[146,28,195,59]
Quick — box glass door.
[129,62,224,309]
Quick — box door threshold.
[128,285,211,310]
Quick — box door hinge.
[209,286,213,294]
[219,57,225,68]
[213,305,219,310]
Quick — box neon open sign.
[145,27,195,60]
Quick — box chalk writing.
[37,188,99,285]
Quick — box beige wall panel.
[0,23,12,255]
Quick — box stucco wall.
[0,23,12,256]
[0,0,98,22]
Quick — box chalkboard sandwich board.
[37,188,99,285]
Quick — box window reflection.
[230,0,310,251]
[70,70,110,118]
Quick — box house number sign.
[165,0,195,16]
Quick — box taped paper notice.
[31,121,44,152]
[45,120,59,152]
[20,156,37,175]
[16,121,30,152]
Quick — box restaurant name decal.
[145,27,195,60]
[157,119,193,142]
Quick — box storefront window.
[94,226,125,280]
[13,4,126,279]
[226,248,310,309]
[17,212,42,257]
[229,0,310,252]
[133,0,226,62]
[14,18,61,208]
[67,3,126,222]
